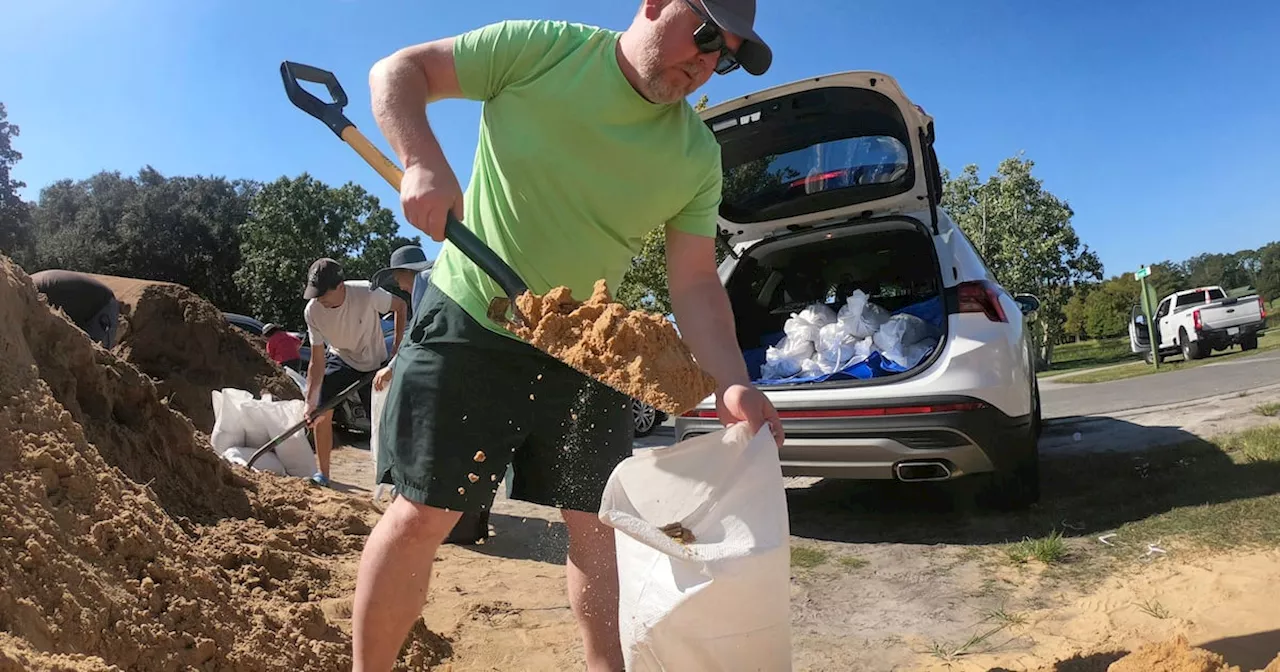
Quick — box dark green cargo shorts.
[375,282,633,514]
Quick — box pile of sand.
[0,256,446,670]
[88,274,301,433]
[1030,635,1280,672]
[497,279,718,415]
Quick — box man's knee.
[384,496,463,545]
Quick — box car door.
[1128,305,1150,353]
[1154,297,1174,348]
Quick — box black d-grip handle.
[445,211,528,302]
[281,61,353,138]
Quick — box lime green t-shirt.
[432,19,722,338]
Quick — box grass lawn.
[781,420,1280,579]
[1055,330,1277,384]
[1038,337,1138,378]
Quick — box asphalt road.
[1040,351,1280,419]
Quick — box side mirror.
[1013,293,1040,315]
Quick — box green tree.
[941,154,1103,368]
[1082,276,1139,339]
[1147,259,1188,301]
[1062,290,1088,341]
[1257,242,1280,303]
[0,102,34,266]
[27,166,258,310]
[235,174,418,329]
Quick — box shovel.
[245,370,375,469]
[279,60,529,327]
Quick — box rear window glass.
[723,136,910,220]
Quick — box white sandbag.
[242,397,316,478]
[836,290,890,339]
[782,302,835,347]
[211,388,316,478]
[798,356,825,379]
[209,388,254,452]
[220,446,287,476]
[369,381,394,500]
[883,337,938,370]
[599,423,793,672]
[872,313,935,354]
[816,335,873,373]
[761,335,814,379]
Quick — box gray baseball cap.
[701,0,772,76]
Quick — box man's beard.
[632,35,697,104]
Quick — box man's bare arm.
[665,227,752,390]
[304,341,326,409]
[389,297,406,359]
[368,38,462,171]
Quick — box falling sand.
[492,279,718,415]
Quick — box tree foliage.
[25,166,260,310]
[941,154,1103,367]
[0,102,34,265]
[1082,276,1140,340]
[234,174,417,329]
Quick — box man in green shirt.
[357,1,782,669]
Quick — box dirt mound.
[88,274,301,433]
[498,279,718,415]
[0,256,447,670]
[1027,635,1280,672]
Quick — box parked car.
[632,399,668,438]
[1129,286,1267,363]
[673,71,1043,509]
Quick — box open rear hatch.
[701,72,947,389]
[700,71,942,248]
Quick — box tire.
[1030,381,1043,440]
[1180,329,1204,361]
[1241,334,1259,351]
[976,434,1040,511]
[632,400,658,438]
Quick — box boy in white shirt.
[302,257,406,486]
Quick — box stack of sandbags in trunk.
[758,290,940,383]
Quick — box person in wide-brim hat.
[371,244,434,318]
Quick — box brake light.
[956,280,1008,322]
[1193,309,1202,332]
[681,401,988,419]
[1261,297,1268,320]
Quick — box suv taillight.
[1261,297,1268,321]
[956,280,1008,323]
[1193,309,1202,332]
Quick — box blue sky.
[4,0,1277,280]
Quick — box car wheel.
[632,400,658,437]
[1031,381,1043,440]
[1180,329,1204,361]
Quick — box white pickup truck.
[1130,285,1268,363]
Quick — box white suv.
[675,71,1043,509]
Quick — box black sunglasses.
[681,0,741,75]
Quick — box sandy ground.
[323,384,1280,671]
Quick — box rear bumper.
[673,396,1032,480]
[1198,322,1265,345]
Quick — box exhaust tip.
[894,460,953,482]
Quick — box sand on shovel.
[0,256,447,671]
[491,279,718,416]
